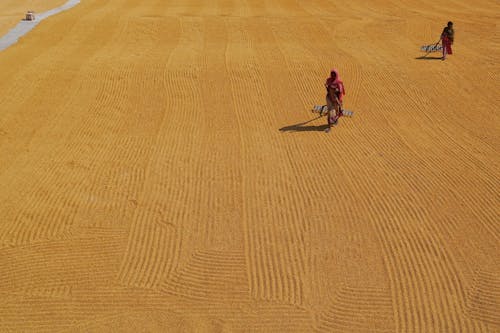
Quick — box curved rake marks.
[466,270,500,327]
[358,67,498,237]
[371,211,488,332]
[2,196,76,246]
[375,219,427,331]
[161,250,248,301]
[316,287,394,332]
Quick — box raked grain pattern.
[0,0,498,331]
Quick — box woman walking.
[440,21,454,60]
[324,69,345,132]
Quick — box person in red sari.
[440,21,454,60]
[324,69,345,131]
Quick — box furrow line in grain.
[359,93,498,236]
[226,58,261,303]
[261,221,279,301]
[253,19,308,304]
[160,252,248,301]
[465,270,500,326]
[396,217,458,331]
[226,17,307,306]
[373,199,480,331]
[117,16,197,289]
[194,16,244,248]
[398,209,458,331]
[194,250,246,262]
[142,223,172,288]
[380,216,427,332]
[119,212,164,287]
[393,209,448,324]
[316,288,394,332]
[268,19,323,110]
[390,73,498,185]
[188,259,246,271]
[408,147,497,239]
[166,273,244,288]
[129,211,160,286]
[367,210,416,332]
[139,223,176,289]
[335,286,396,301]
[181,251,246,275]
[412,209,488,330]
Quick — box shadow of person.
[415,56,443,60]
[279,116,328,132]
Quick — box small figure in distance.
[25,10,35,21]
[440,21,454,60]
[324,69,345,132]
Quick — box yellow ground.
[0,0,68,37]
[0,0,498,331]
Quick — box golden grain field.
[0,0,499,331]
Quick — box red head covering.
[325,68,345,97]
